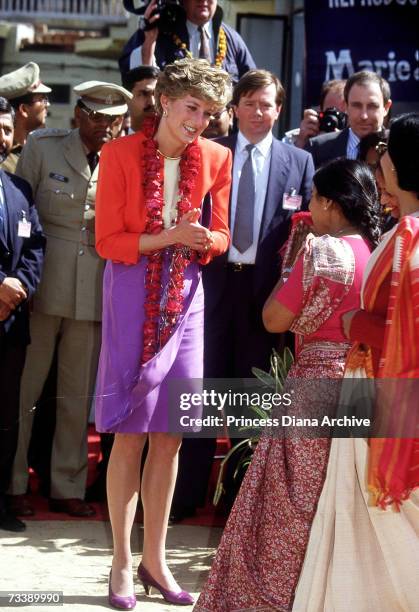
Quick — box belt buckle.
[232,262,244,272]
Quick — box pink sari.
[195,228,366,612]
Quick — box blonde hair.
[155,58,232,115]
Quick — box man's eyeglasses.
[375,141,388,157]
[30,95,49,106]
[79,102,121,125]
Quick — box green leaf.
[251,367,276,387]
[213,482,225,506]
[213,348,294,505]
[284,346,294,371]
[249,405,270,419]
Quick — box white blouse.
[162,158,181,230]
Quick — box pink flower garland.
[141,115,201,364]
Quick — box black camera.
[123,0,181,31]
[318,107,347,133]
[154,0,180,11]
[123,0,180,15]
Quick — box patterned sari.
[195,228,363,612]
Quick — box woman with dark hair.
[359,128,387,169]
[359,130,399,226]
[94,58,232,609]
[376,157,401,221]
[344,112,419,431]
[196,158,381,611]
[293,113,419,611]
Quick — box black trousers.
[0,334,26,496]
[172,266,278,513]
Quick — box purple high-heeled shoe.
[108,570,137,610]
[137,563,194,606]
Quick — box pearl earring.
[163,109,168,117]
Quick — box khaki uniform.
[10,128,103,499]
[0,144,22,174]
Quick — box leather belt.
[226,262,255,272]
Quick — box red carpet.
[23,426,228,527]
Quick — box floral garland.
[215,26,227,68]
[141,114,201,364]
[172,25,227,68]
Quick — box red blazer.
[95,131,232,265]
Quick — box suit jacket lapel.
[259,138,288,243]
[1,169,18,249]
[216,134,237,226]
[63,129,90,181]
[220,134,237,156]
[334,128,350,157]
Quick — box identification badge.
[282,188,302,211]
[18,219,31,237]
[49,172,69,183]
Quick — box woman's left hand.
[342,309,359,339]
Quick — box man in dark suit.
[120,0,255,84]
[171,70,314,520]
[307,71,392,168]
[0,97,45,532]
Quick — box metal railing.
[0,0,128,24]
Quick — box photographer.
[285,79,346,149]
[307,71,392,168]
[120,0,255,84]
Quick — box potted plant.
[213,346,294,507]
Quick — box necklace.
[141,115,201,364]
[156,148,182,161]
[334,225,358,237]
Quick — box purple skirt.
[95,256,204,433]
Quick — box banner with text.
[304,0,418,106]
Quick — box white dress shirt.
[130,19,215,69]
[346,128,360,159]
[229,131,273,264]
[186,20,215,63]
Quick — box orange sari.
[346,215,419,508]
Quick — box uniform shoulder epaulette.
[31,127,72,139]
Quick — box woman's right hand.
[170,209,212,251]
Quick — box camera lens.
[319,107,347,133]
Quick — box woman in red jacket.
[94,58,232,609]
